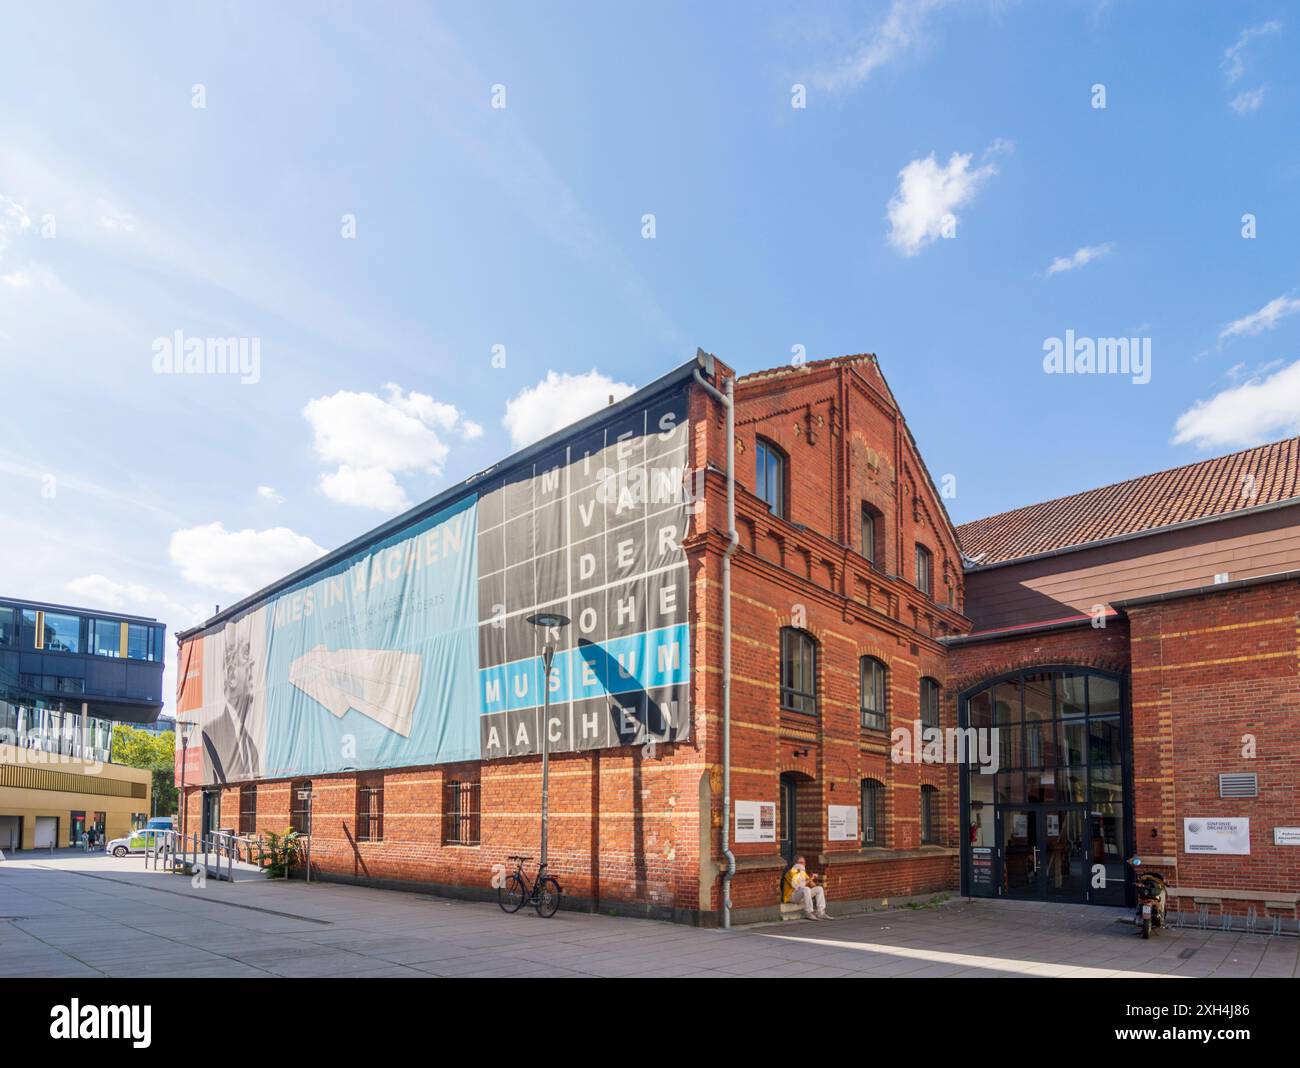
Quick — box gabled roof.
[957,437,1300,567]
[736,351,956,545]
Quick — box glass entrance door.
[1043,806,1087,899]
[1001,808,1038,897]
[999,805,1089,901]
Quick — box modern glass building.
[0,598,165,850]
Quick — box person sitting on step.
[782,856,828,920]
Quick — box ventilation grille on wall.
[1219,773,1258,799]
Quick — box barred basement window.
[443,770,481,845]
[860,656,887,731]
[861,778,885,846]
[238,784,257,835]
[356,776,384,843]
[920,676,941,730]
[779,627,817,715]
[920,784,939,844]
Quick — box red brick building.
[179,353,1300,928]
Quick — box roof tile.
[957,437,1300,565]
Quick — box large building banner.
[176,386,691,786]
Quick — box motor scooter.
[1128,856,1167,938]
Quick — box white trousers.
[794,885,826,915]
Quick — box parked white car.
[107,829,162,857]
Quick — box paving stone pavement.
[1,851,1295,978]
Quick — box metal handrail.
[145,827,262,882]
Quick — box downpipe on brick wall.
[693,353,736,929]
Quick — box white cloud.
[1,268,32,287]
[1230,87,1266,114]
[168,522,326,596]
[256,485,284,504]
[1218,294,1300,343]
[319,464,407,513]
[885,145,1002,256]
[1046,242,1115,276]
[65,573,204,627]
[812,0,949,92]
[1173,359,1300,449]
[1222,20,1281,84]
[502,369,637,449]
[302,383,480,511]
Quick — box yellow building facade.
[0,747,151,850]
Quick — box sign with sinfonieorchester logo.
[476,386,691,758]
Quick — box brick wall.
[1127,579,1300,915]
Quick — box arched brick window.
[860,656,888,731]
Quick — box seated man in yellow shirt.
[782,856,828,920]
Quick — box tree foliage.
[111,725,177,815]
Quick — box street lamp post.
[176,719,196,838]
[526,612,570,868]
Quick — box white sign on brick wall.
[828,804,858,842]
[735,800,776,843]
[1183,817,1250,855]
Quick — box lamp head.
[526,612,570,631]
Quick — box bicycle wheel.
[498,873,528,913]
[534,875,562,918]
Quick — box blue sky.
[1,1,1297,711]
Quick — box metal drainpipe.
[693,365,736,928]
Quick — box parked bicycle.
[498,854,562,918]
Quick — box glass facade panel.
[41,613,80,653]
[967,688,991,728]
[968,772,994,846]
[1026,769,1056,803]
[1088,675,1121,716]
[0,606,15,645]
[1024,718,1050,767]
[1023,671,1053,719]
[992,681,1018,725]
[1059,766,1088,802]
[1088,716,1123,765]
[91,619,121,657]
[998,722,1022,770]
[1058,720,1087,767]
[1056,672,1087,718]
[127,623,151,660]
